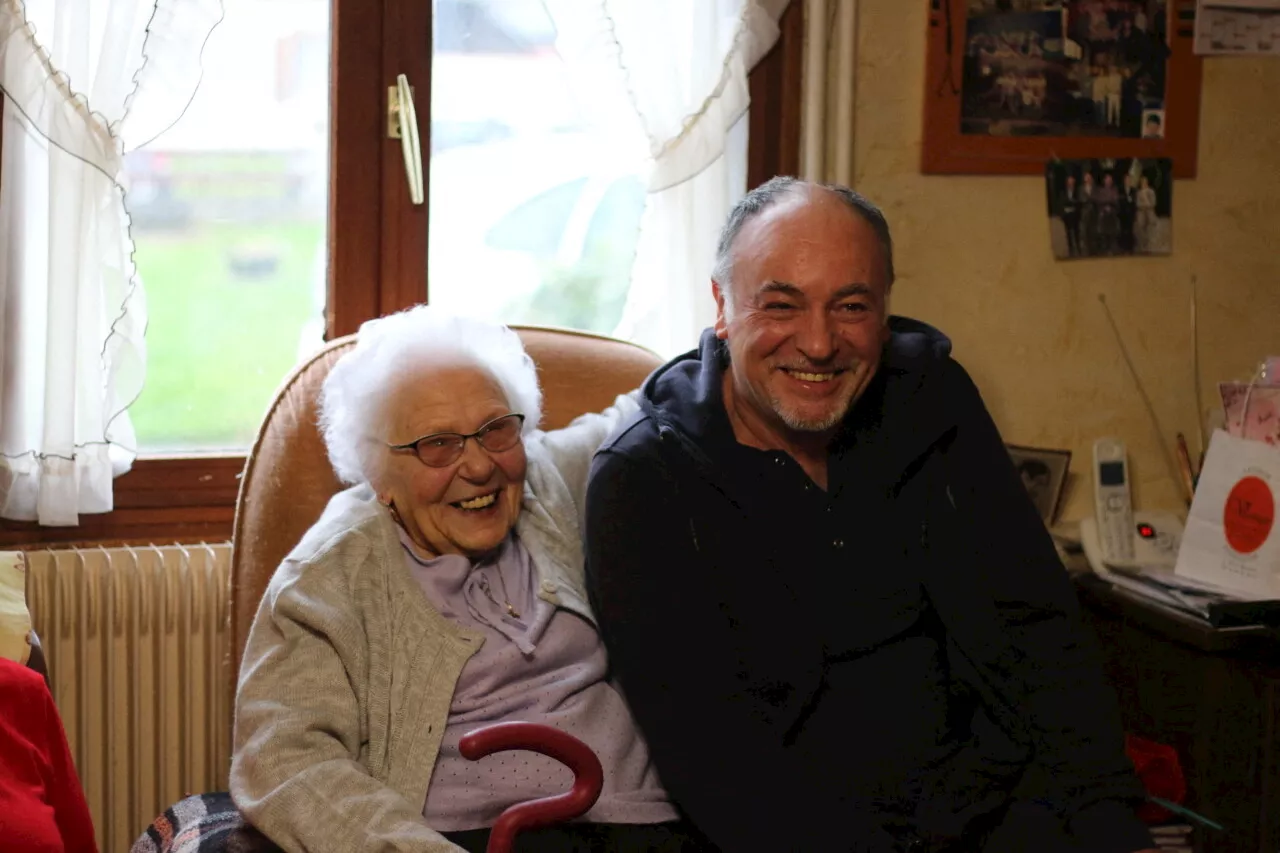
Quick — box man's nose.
[794,309,838,362]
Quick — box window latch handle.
[388,74,424,205]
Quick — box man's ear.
[713,279,730,341]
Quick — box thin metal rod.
[1098,293,1184,498]
[1190,275,1205,458]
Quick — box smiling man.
[584,178,1157,853]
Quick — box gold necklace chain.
[477,569,520,619]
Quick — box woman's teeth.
[456,492,497,510]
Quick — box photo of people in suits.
[1046,157,1172,259]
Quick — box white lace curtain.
[544,0,791,357]
[0,0,222,525]
[0,0,785,523]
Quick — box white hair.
[319,305,543,485]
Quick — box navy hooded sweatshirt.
[584,318,1150,853]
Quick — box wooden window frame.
[0,0,803,548]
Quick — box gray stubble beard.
[764,368,862,434]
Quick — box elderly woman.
[230,307,705,853]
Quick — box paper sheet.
[1175,430,1280,600]
[1203,0,1280,9]
[1196,1,1280,55]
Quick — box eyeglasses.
[388,413,526,468]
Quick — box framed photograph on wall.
[1046,157,1173,259]
[1007,444,1072,524]
[922,0,1203,177]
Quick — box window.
[0,0,802,546]
[501,176,646,334]
[484,178,591,259]
[124,0,330,453]
[426,0,648,336]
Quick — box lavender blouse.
[399,531,677,831]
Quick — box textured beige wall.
[849,0,1280,521]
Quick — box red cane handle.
[458,721,605,853]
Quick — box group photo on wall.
[1045,157,1173,259]
[962,0,1170,138]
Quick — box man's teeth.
[789,370,836,382]
[457,493,497,510]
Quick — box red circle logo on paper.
[1223,476,1275,555]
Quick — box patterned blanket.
[131,793,282,853]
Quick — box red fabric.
[0,658,98,853]
[1125,733,1187,824]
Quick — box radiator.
[25,543,233,853]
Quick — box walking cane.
[459,722,605,853]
